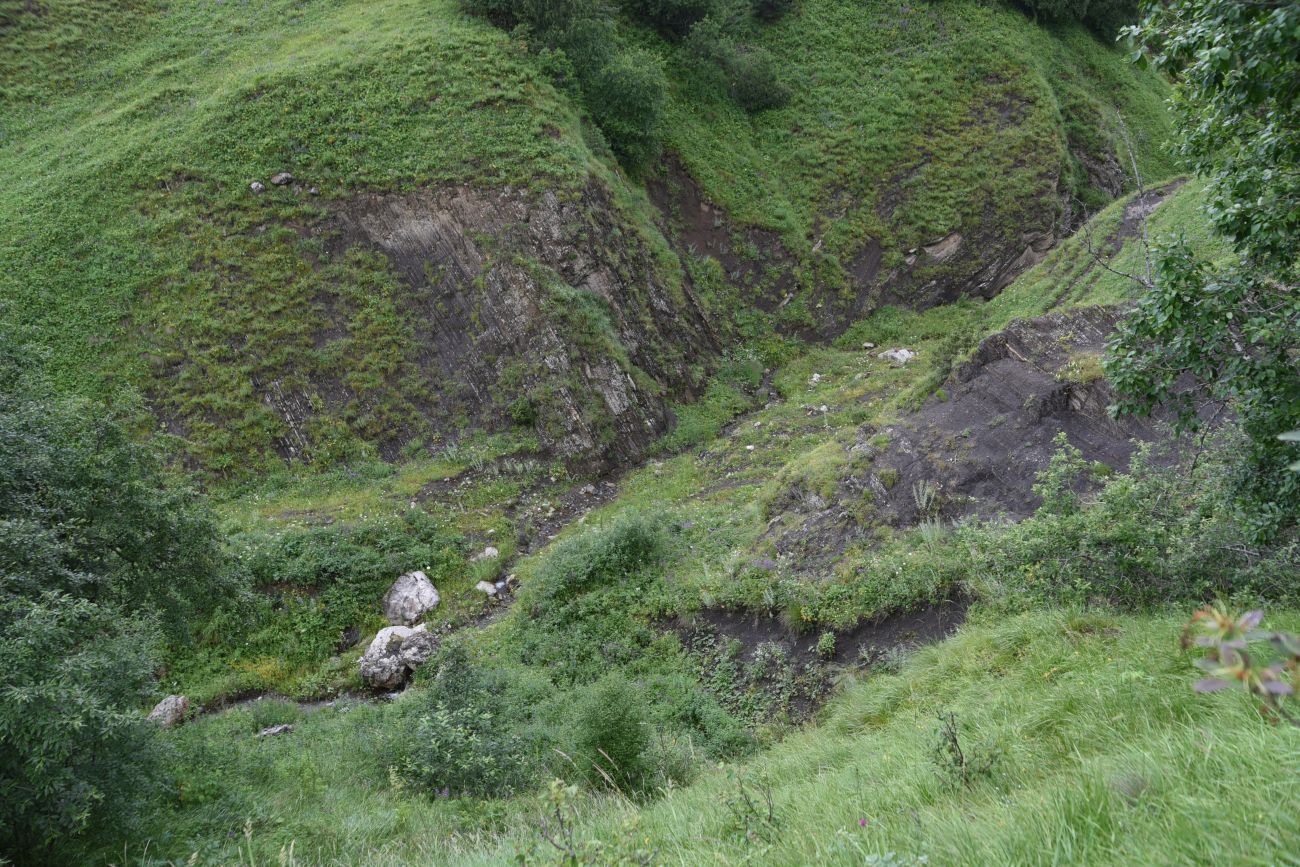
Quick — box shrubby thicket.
[0,343,228,862]
[1109,0,1300,538]
[460,0,793,170]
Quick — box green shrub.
[568,675,652,791]
[726,46,789,112]
[965,433,1300,608]
[226,510,461,665]
[619,0,717,36]
[751,0,795,23]
[390,648,534,798]
[683,18,789,113]
[525,512,665,611]
[0,342,227,635]
[1008,0,1137,36]
[0,594,164,862]
[585,49,669,171]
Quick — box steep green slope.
[1,0,1173,479]
[658,1,1175,331]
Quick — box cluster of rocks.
[249,171,319,196]
[148,561,518,721]
[358,570,442,689]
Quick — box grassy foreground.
[138,607,1300,864]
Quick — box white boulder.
[382,570,440,626]
[359,624,436,689]
[878,348,917,366]
[148,695,189,727]
[471,545,500,562]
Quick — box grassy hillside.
[665,3,1175,264]
[145,608,1300,864]
[84,181,1300,865]
[0,0,1174,477]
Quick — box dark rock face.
[325,182,718,469]
[763,306,1202,574]
[863,306,1167,527]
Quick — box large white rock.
[359,624,435,689]
[148,695,189,727]
[382,570,440,626]
[878,348,917,366]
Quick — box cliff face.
[327,182,718,468]
[141,179,719,473]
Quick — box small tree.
[0,595,164,861]
[585,50,669,171]
[1108,0,1300,538]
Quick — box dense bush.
[726,46,790,112]
[751,0,795,23]
[584,49,669,170]
[619,0,717,36]
[966,434,1300,608]
[683,17,789,112]
[389,648,534,798]
[524,511,664,611]
[0,343,230,861]
[1009,0,1137,36]
[0,345,226,633]
[568,675,652,791]
[0,595,165,861]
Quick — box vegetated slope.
[0,0,712,476]
[114,180,1300,865]
[657,1,1176,334]
[161,183,1209,715]
[472,608,1300,866]
[0,0,1171,479]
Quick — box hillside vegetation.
[3,0,1298,864]
[1,0,1172,476]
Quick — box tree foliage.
[1108,0,1300,536]
[0,596,164,860]
[0,341,228,860]
[0,344,226,629]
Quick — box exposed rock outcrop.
[326,182,719,469]
[763,306,1206,573]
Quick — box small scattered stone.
[147,695,189,727]
[808,372,823,385]
[579,484,597,496]
[504,573,520,590]
[475,580,498,597]
[472,545,500,562]
[308,186,320,196]
[249,181,265,193]
[862,342,876,349]
[257,724,294,738]
[270,172,294,186]
[745,444,755,451]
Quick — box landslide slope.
[0,0,1173,478]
